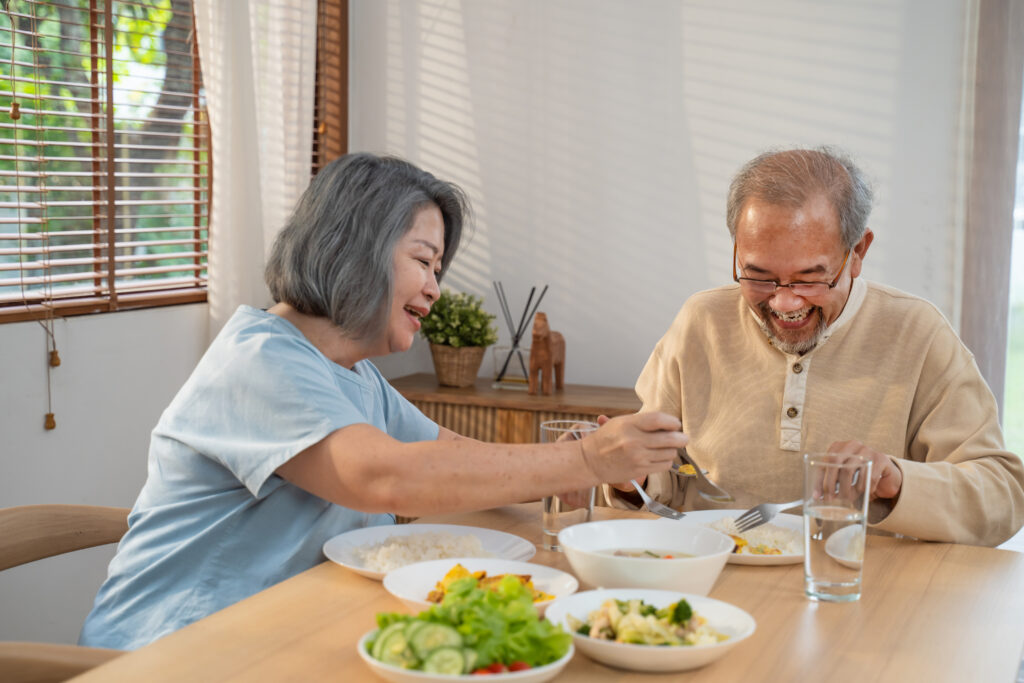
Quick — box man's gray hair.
[265,153,468,339]
[726,147,873,249]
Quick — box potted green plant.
[420,290,499,387]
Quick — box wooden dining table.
[70,503,1024,682]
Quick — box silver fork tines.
[734,499,803,532]
[629,479,686,520]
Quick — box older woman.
[79,153,686,650]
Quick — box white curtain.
[193,0,318,337]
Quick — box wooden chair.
[0,504,130,683]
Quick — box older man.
[610,147,1024,546]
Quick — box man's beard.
[753,301,829,355]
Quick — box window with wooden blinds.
[0,0,209,323]
[313,0,346,173]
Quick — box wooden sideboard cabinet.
[389,373,641,443]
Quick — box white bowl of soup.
[557,520,734,595]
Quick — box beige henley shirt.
[607,279,1024,547]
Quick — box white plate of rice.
[671,510,803,565]
[323,524,536,580]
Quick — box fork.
[671,449,735,504]
[734,499,803,532]
[629,479,686,520]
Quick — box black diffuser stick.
[494,282,526,382]
[513,286,536,345]
[493,281,516,337]
[522,285,549,337]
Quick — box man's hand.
[828,439,903,500]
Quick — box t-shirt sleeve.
[157,326,376,499]
[361,361,439,442]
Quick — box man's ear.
[849,229,874,278]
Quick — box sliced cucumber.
[377,627,417,668]
[403,620,428,642]
[409,623,462,658]
[422,646,465,675]
[371,622,407,659]
[462,648,478,674]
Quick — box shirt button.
[787,406,799,418]
[792,363,803,374]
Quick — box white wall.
[355,0,970,387]
[0,304,208,643]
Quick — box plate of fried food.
[383,558,578,617]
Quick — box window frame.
[0,0,210,324]
[312,0,347,174]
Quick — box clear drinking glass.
[803,452,872,602]
[540,420,598,551]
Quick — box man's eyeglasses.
[732,242,850,298]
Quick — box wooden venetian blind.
[313,0,346,173]
[0,0,209,323]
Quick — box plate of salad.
[359,571,574,681]
[544,589,755,672]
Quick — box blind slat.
[2,263,206,288]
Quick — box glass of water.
[803,453,872,602]
[539,420,598,551]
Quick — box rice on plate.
[354,532,494,574]
[322,523,536,579]
[707,517,801,556]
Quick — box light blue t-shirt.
[79,306,438,650]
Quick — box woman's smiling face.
[379,204,444,356]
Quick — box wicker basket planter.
[429,343,486,388]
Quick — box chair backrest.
[0,505,130,683]
[0,504,129,571]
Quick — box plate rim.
[543,588,756,668]
[357,629,575,681]
[382,556,579,610]
[323,523,536,580]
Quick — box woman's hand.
[578,412,687,486]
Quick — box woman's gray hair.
[726,147,873,249]
[265,153,468,338]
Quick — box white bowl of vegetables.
[557,519,734,594]
[544,589,755,672]
[359,572,574,681]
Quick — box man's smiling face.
[733,194,866,355]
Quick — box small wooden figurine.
[528,312,565,395]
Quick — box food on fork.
[426,563,554,604]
